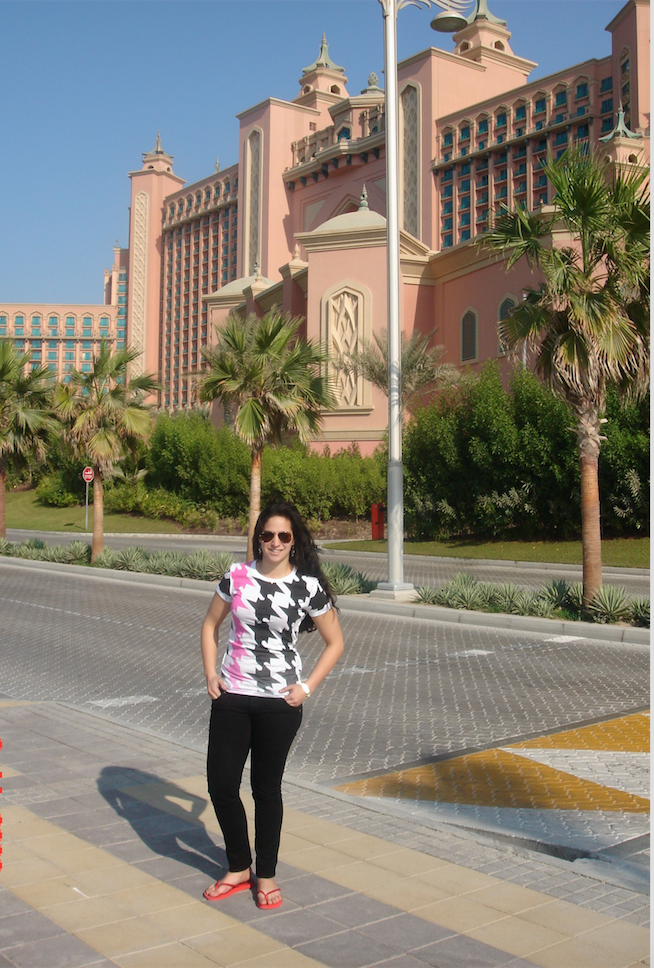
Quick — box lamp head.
[430,9,469,31]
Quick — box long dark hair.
[253,501,336,614]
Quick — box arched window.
[177,201,184,214]
[337,127,351,141]
[498,297,515,354]
[331,85,340,95]
[461,310,477,362]
[494,40,504,51]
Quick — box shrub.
[403,364,648,540]
[629,597,650,628]
[321,561,375,596]
[36,474,80,508]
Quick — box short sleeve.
[306,577,332,617]
[216,567,232,602]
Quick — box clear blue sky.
[1,0,624,304]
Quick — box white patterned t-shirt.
[216,562,332,698]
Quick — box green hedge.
[146,412,385,522]
[403,364,649,540]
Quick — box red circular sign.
[82,467,94,483]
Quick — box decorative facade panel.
[131,191,148,377]
[327,289,363,408]
[246,130,261,275]
[401,85,419,238]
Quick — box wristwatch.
[299,682,311,698]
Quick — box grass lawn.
[5,489,180,534]
[323,536,650,569]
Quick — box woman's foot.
[203,868,253,902]
[256,877,282,909]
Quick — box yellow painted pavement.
[336,712,650,812]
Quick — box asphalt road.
[1,560,648,786]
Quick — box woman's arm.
[201,593,232,699]
[281,608,344,707]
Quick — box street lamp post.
[375,0,470,597]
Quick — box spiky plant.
[65,541,92,565]
[629,597,650,628]
[589,585,631,624]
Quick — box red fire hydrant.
[371,503,385,541]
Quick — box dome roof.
[312,185,385,235]
[218,270,275,295]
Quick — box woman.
[201,501,344,910]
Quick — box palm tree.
[0,341,58,538]
[481,147,649,606]
[336,329,457,412]
[54,341,159,561]
[197,310,334,559]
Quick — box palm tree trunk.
[92,469,104,562]
[247,447,262,561]
[579,451,602,609]
[0,458,6,540]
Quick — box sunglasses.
[260,530,293,544]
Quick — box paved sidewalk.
[0,700,650,968]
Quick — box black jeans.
[207,692,302,878]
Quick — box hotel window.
[461,311,477,361]
[442,131,453,148]
[459,178,470,192]
[621,58,630,74]
[64,352,74,361]
[495,112,506,129]
[118,296,126,304]
[459,126,470,142]
[442,184,453,198]
[442,200,453,214]
[555,131,568,146]
[460,195,470,210]
[601,76,613,93]
[575,82,588,100]
[460,163,470,175]
[477,119,488,135]
[82,353,91,361]
[534,98,546,115]
[14,340,24,348]
[514,105,526,122]
[460,212,471,226]
[577,124,589,139]
[442,235,453,248]
[31,340,42,348]
[442,217,453,231]
[118,284,127,293]
[48,351,57,360]
[442,168,453,182]
[554,91,567,107]
[82,341,92,350]
[601,98,613,115]
[48,340,57,349]
[461,230,471,241]
[601,116,614,133]
[117,308,126,317]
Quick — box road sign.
[82,466,94,483]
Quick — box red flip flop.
[257,888,283,910]
[203,877,253,902]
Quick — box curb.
[320,546,650,579]
[1,556,649,646]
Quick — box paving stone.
[0,932,107,968]
[413,934,517,967]
[296,929,399,967]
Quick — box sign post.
[82,466,94,531]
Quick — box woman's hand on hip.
[280,684,307,707]
[206,674,227,700]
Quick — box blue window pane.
[496,112,506,128]
[601,98,613,114]
[515,105,526,121]
[601,76,613,92]
[82,364,91,372]
[534,98,546,114]
[555,91,567,107]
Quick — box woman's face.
[259,515,294,569]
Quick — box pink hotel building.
[1,0,648,453]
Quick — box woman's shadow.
[98,766,226,881]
